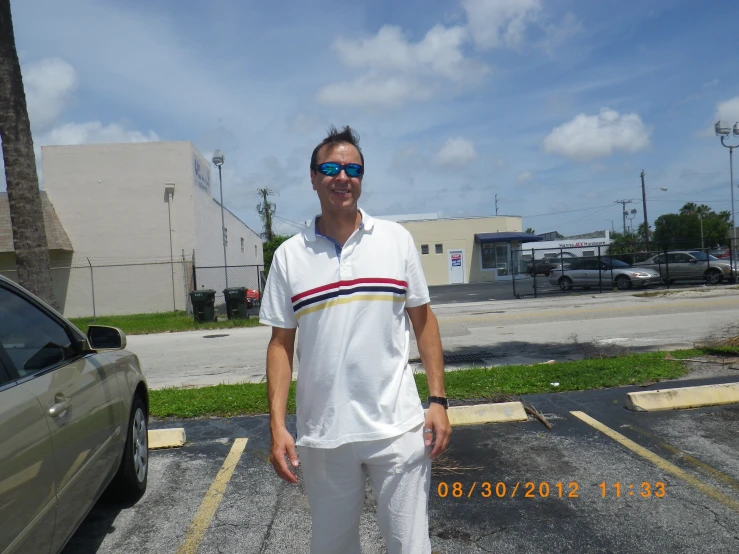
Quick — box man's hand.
[424,403,451,459]
[270,425,300,483]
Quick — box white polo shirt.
[259,208,430,448]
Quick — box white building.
[520,231,613,260]
[0,141,263,317]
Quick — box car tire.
[615,276,632,290]
[107,395,148,502]
[559,276,573,291]
[705,270,722,285]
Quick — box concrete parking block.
[625,382,739,412]
[149,428,186,449]
[441,401,528,425]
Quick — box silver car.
[548,257,662,290]
[0,275,149,554]
[633,250,736,284]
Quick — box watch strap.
[427,395,448,409]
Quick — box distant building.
[389,214,538,285]
[0,141,263,317]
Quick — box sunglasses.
[312,162,364,178]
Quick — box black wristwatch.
[427,396,448,409]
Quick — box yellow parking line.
[176,438,248,554]
[570,411,739,514]
[625,424,739,495]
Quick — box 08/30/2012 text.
[436,481,666,499]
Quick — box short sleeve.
[404,231,430,308]
[258,246,298,329]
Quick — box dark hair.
[310,125,364,170]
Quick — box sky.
[6,0,739,238]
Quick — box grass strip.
[69,311,260,336]
[148,349,736,420]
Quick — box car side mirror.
[87,325,127,350]
[690,259,698,263]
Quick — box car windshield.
[605,258,630,268]
[688,252,718,261]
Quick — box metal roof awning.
[474,232,542,244]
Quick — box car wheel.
[107,394,148,501]
[559,276,573,291]
[705,270,722,285]
[615,275,632,290]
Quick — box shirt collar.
[305,208,373,242]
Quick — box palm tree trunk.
[0,0,56,308]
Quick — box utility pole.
[614,199,634,234]
[641,170,649,250]
[495,194,499,216]
[257,188,277,241]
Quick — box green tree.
[607,231,642,263]
[652,207,730,251]
[0,0,56,307]
[525,227,536,234]
[262,234,291,276]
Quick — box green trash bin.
[223,287,248,319]
[189,289,216,322]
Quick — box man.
[259,125,450,554]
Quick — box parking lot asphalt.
[66,377,739,554]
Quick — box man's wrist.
[427,395,448,409]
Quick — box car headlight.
[631,272,651,277]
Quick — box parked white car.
[549,257,661,290]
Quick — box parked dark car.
[525,253,576,276]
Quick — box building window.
[421,244,429,255]
[435,244,443,254]
[254,245,257,257]
[224,228,228,247]
[241,238,245,253]
[481,244,496,269]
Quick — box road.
[66,379,739,553]
[128,287,739,389]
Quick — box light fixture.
[734,122,739,137]
[716,121,731,136]
[212,150,224,167]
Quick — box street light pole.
[641,170,649,250]
[165,183,176,312]
[212,150,228,288]
[716,122,739,253]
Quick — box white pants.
[297,423,432,554]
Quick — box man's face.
[310,142,363,215]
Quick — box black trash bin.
[223,287,248,319]
[189,289,216,322]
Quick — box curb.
[149,428,187,449]
[625,382,739,412]
[429,402,528,426]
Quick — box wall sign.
[193,155,211,195]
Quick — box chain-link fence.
[512,238,738,298]
[0,257,264,319]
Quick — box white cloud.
[23,58,77,130]
[543,108,651,162]
[316,74,433,109]
[462,0,542,50]
[716,96,739,124]
[39,121,159,146]
[318,24,488,109]
[334,25,484,83]
[516,170,534,184]
[436,137,477,166]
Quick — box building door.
[448,250,465,284]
